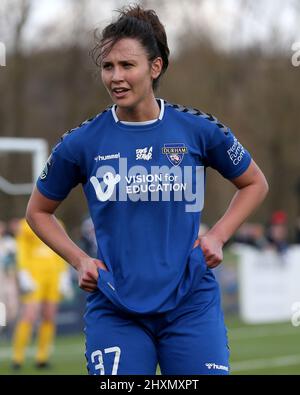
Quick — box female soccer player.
[26,5,268,375]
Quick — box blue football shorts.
[84,271,230,375]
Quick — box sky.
[2,0,300,53]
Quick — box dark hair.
[91,4,170,90]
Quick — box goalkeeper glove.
[18,270,36,293]
[59,271,74,300]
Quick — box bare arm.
[26,187,108,291]
[198,159,269,267]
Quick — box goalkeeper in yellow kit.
[12,218,73,369]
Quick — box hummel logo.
[94,153,120,161]
[205,363,229,372]
[136,146,153,161]
[107,282,115,291]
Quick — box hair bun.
[91,4,170,90]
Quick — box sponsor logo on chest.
[136,146,153,161]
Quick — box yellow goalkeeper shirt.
[17,218,67,274]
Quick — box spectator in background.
[5,216,20,277]
[295,217,300,244]
[11,218,74,370]
[0,220,19,330]
[78,216,97,258]
[267,210,289,254]
[0,221,9,323]
[234,222,268,250]
[7,217,22,238]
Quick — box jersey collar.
[111,98,165,124]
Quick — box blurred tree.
[0,0,32,219]
[4,0,31,136]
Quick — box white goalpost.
[0,137,48,195]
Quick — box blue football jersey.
[37,99,251,314]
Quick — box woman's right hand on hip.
[77,257,108,292]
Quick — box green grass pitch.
[1,317,300,375]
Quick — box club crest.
[162,143,188,166]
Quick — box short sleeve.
[36,137,84,201]
[204,125,252,179]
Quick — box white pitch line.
[230,326,300,340]
[231,354,300,372]
[0,343,83,360]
